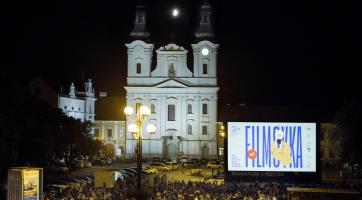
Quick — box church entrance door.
[105,143,115,158]
[201,144,209,160]
[167,143,177,159]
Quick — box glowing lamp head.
[124,106,134,115]
[221,125,225,130]
[146,124,156,133]
[201,48,209,56]
[140,105,151,115]
[128,123,138,133]
[172,8,179,17]
[220,131,225,138]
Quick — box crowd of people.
[45,173,289,200]
[43,172,362,200]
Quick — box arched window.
[151,104,156,114]
[202,103,208,114]
[136,63,141,74]
[187,104,192,114]
[168,104,175,121]
[188,124,192,135]
[203,64,208,74]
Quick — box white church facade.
[125,1,219,160]
[58,79,97,123]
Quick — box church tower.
[192,0,219,79]
[195,0,215,39]
[129,1,150,39]
[126,1,154,80]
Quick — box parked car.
[84,160,92,167]
[123,168,138,175]
[164,162,178,170]
[183,161,199,169]
[152,157,161,162]
[91,159,102,166]
[206,161,223,169]
[142,166,158,174]
[149,162,170,171]
[75,160,85,168]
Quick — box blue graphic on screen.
[228,122,316,172]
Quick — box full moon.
[172,8,179,17]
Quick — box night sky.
[2,0,361,113]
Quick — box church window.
[168,104,175,121]
[94,129,99,137]
[107,129,112,138]
[151,104,156,114]
[203,64,208,74]
[202,104,208,114]
[202,126,208,135]
[188,124,192,135]
[187,104,192,114]
[136,63,141,74]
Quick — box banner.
[23,170,40,200]
[228,122,316,172]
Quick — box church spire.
[195,0,215,40]
[130,1,150,39]
[69,82,76,98]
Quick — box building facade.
[58,79,97,122]
[320,123,341,168]
[93,120,126,158]
[125,1,219,160]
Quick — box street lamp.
[124,104,156,190]
[217,124,225,160]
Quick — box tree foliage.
[334,100,362,162]
[0,74,102,180]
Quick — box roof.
[95,96,126,121]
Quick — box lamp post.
[124,104,156,190]
[217,124,225,160]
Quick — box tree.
[334,100,362,163]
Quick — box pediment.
[154,79,188,88]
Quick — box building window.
[203,64,208,74]
[202,104,208,114]
[94,129,99,137]
[71,107,74,110]
[188,124,192,135]
[107,129,112,138]
[64,106,67,109]
[78,107,81,111]
[151,104,156,114]
[136,63,141,74]
[187,104,192,114]
[168,104,175,121]
[202,126,208,135]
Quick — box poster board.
[7,168,43,200]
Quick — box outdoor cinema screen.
[228,122,316,172]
